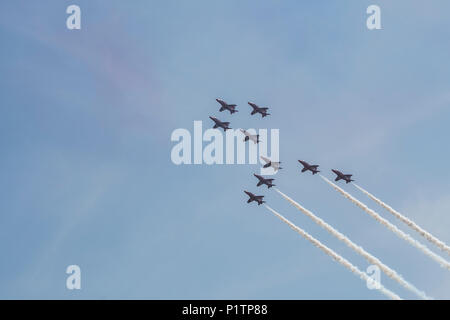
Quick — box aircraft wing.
[260,156,270,164]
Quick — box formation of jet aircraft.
[245,166,355,205]
[209,98,356,205]
[210,98,269,133]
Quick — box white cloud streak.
[264,205,402,300]
[320,175,450,271]
[354,184,450,256]
[274,188,430,299]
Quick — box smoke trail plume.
[264,205,402,300]
[354,183,450,256]
[274,188,430,299]
[320,175,450,270]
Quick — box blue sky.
[1,0,449,299]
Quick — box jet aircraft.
[248,102,270,118]
[298,160,320,175]
[244,191,265,205]
[254,174,275,188]
[209,116,231,131]
[216,99,238,114]
[240,129,260,144]
[260,156,282,172]
[332,169,354,184]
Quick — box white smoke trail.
[274,188,430,299]
[320,175,450,270]
[354,183,450,256]
[264,205,402,300]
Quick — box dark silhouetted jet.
[248,102,270,117]
[332,169,354,184]
[240,129,260,144]
[244,191,265,205]
[254,174,275,188]
[298,160,320,175]
[209,116,231,131]
[261,156,282,172]
[216,99,238,114]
